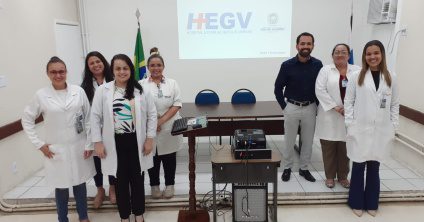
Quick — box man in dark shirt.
[274,32,323,182]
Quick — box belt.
[287,99,314,107]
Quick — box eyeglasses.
[334,51,349,56]
[48,70,66,76]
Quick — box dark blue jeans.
[55,182,88,222]
[348,161,380,210]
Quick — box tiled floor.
[3,135,424,201]
[1,203,424,222]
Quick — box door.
[54,22,85,86]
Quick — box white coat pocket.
[48,144,65,161]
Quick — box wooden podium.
[172,122,210,222]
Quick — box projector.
[233,129,266,150]
[232,129,271,159]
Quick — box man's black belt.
[287,99,314,107]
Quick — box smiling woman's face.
[113,59,131,85]
[87,56,105,77]
[332,45,350,66]
[148,57,164,79]
[47,62,67,88]
[365,45,382,71]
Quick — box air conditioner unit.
[367,0,398,24]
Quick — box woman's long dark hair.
[81,51,113,103]
[111,54,143,100]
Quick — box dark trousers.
[93,156,116,187]
[55,183,88,222]
[320,139,350,180]
[115,133,145,219]
[148,150,177,186]
[348,161,380,210]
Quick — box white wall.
[84,0,413,103]
[84,0,353,102]
[395,0,424,113]
[351,0,397,69]
[0,0,79,195]
[0,0,80,125]
[394,0,424,144]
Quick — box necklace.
[114,84,126,95]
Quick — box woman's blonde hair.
[358,40,391,87]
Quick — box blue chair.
[231,88,256,104]
[195,89,220,105]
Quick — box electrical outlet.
[12,161,17,174]
[400,26,407,36]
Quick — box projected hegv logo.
[187,12,252,30]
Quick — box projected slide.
[177,0,292,59]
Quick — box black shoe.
[299,169,316,182]
[281,168,291,182]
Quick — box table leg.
[212,177,217,222]
[273,167,278,222]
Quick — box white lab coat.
[139,77,183,155]
[315,64,361,141]
[344,70,399,163]
[21,84,95,188]
[91,81,157,176]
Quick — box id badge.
[341,79,348,88]
[75,112,84,134]
[380,96,387,109]
[158,89,163,98]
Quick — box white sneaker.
[163,185,174,199]
[151,186,162,199]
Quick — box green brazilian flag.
[134,27,146,80]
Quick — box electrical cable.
[241,137,251,217]
[389,29,404,54]
[199,183,232,217]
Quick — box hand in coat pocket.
[40,144,54,159]
[47,144,63,161]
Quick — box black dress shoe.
[299,169,316,182]
[281,168,291,182]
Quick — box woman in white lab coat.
[80,51,116,208]
[91,54,157,222]
[21,56,95,222]
[315,44,360,189]
[139,47,183,199]
[345,40,399,217]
